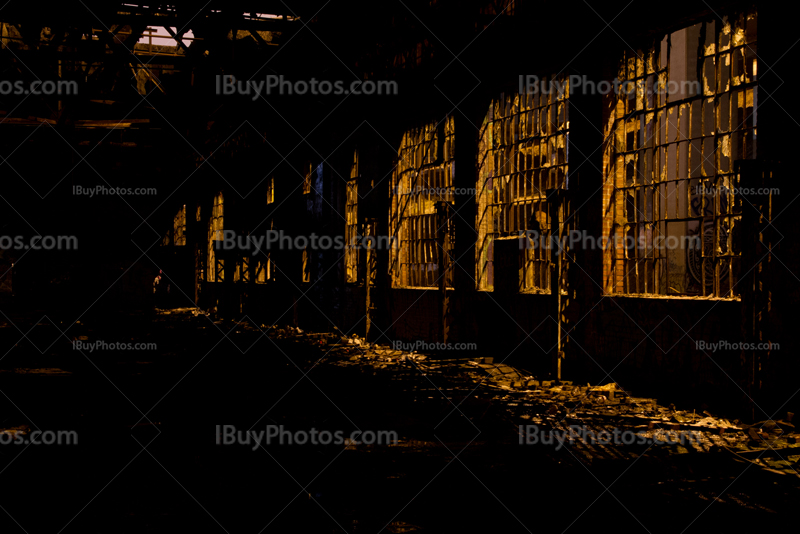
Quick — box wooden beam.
[162,26,190,54]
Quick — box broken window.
[477,76,569,292]
[207,192,224,282]
[255,203,273,284]
[602,11,755,297]
[302,248,311,283]
[255,257,270,284]
[134,27,196,57]
[234,257,250,283]
[303,162,313,195]
[267,176,275,204]
[345,150,360,283]
[389,117,455,288]
[160,205,186,246]
[173,205,186,246]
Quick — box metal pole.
[547,189,564,380]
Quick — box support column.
[548,189,565,380]
[436,201,454,344]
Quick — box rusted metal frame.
[393,122,450,288]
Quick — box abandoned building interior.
[1,1,800,532]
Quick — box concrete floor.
[1,306,798,533]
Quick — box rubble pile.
[264,325,800,477]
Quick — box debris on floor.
[263,323,800,477]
